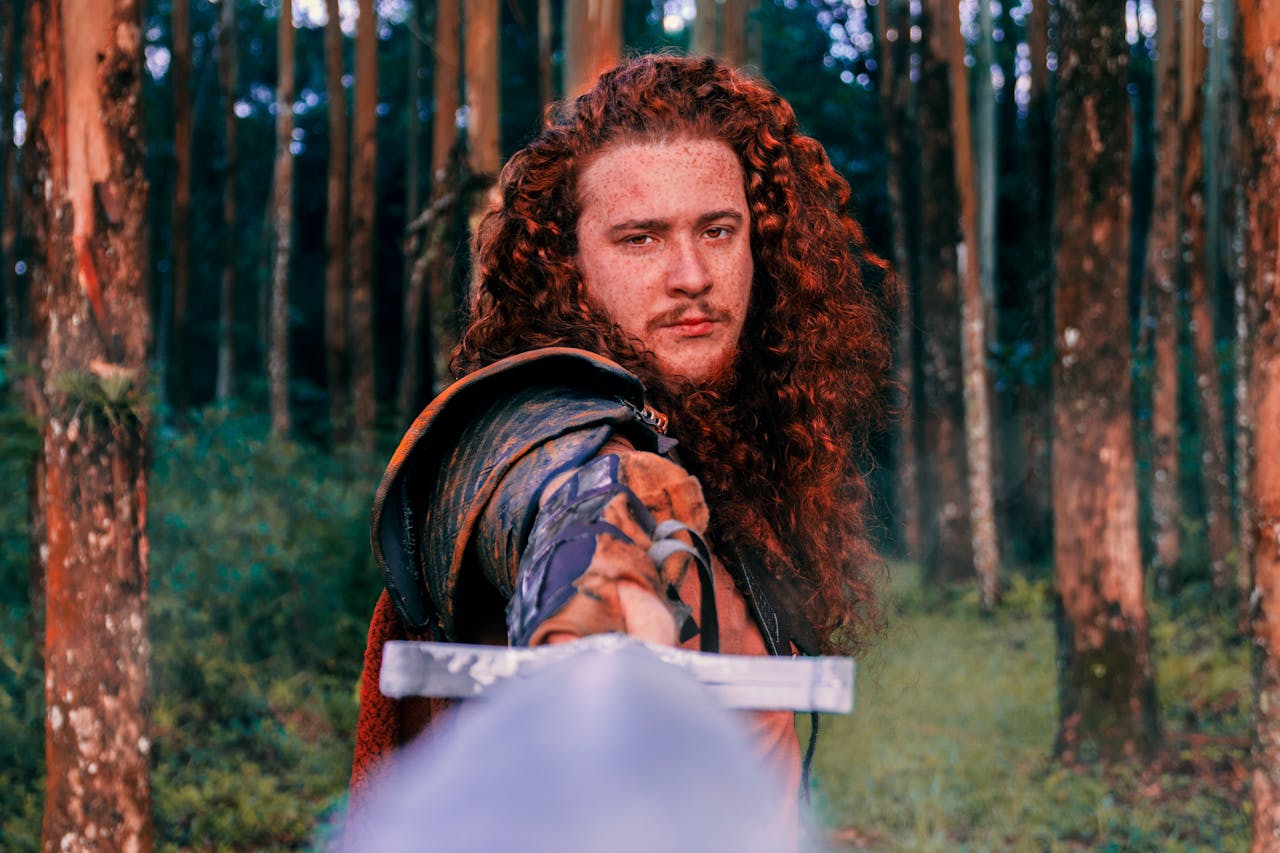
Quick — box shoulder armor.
[371,348,665,638]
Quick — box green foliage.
[0,404,378,851]
[811,563,1249,851]
[147,407,377,850]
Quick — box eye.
[704,225,732,239]
[622,234,655,246]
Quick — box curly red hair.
[456,55,896,653]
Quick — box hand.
[539,580,678,646]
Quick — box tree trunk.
[1147,0,1183,588]
[216,0,238,402]
[1241,2,1280,846]
[538,0,553,108]
[562,0,622,98]
[944,0,1000,608]
[1051,0,1158,763]
[1180,0,1235,593]
[0,0,18,347]
[269,0,295,438]
[691,0,757,68]
[349,0,378,452]
[876,0,922,559]
[169,0,192,410]
[1012,0,1054,569]
[24,0,154,847]
[915,0,974,584]
[396,0,425,427]
[324,0,349,441]
[427,0,461,395]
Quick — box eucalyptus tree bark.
[269,0,295,437]
[216,0,238,402]
[24,0,154,847]
[169,0,192,409]
[1051,0,1158,763]
[427,0,461,395]
[1146,0,1183,588]
[1241,2,1280,845]
[349,0,378,452]
[1180,0,1235,593]
[944,0,999,608]
[324,0,349,440]
[876,0,922,559]
[563,0,622,98]
[915,0,975,584]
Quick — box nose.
[665,238,712,298]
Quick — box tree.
[563,0,622,97]
[23,0,153,846]
[1,0,21,347]
[875,0,921,559]
[1145,0,1183,588]
[269,0,295,437]
[1240,0,1280,843]
[1051,0,1158,762]
[349,0,378,452]
[427,0,462,396]
[215,0,239,402]
[324,0,349,440]
[168,0,193,409]
[1179,0,1235,593]
[914,0,974,584]
[944,0,1000,608]
[692,0,761,68]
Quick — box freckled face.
[574,138,753,384]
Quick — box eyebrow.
[607,209,745,235]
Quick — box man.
[352,54,895,814]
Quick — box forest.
[1,0,1278,850]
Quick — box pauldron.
[370,348,668,640]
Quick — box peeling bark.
[1051,0,1158,762]
[562,0,621,98]
[916,0,974,584]
[324,0,349,440]
[349,0,377,452]
[1240,1,1280,846]
[25,0,154,848]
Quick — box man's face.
[574,137,753,385]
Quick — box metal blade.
[379,633,855,713]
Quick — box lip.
[664,317,717,337]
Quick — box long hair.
[456,55,897,653]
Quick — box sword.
[379,633,855,713]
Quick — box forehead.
[576,137,748,220]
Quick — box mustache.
[648,302,732,330]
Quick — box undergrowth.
[0,389,1253,850]
[809,562,1249,852]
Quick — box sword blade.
[379,633,855,713]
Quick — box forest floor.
[810,563,1250,852]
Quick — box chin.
[653,347,737,391]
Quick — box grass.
[807,564,1250,852]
